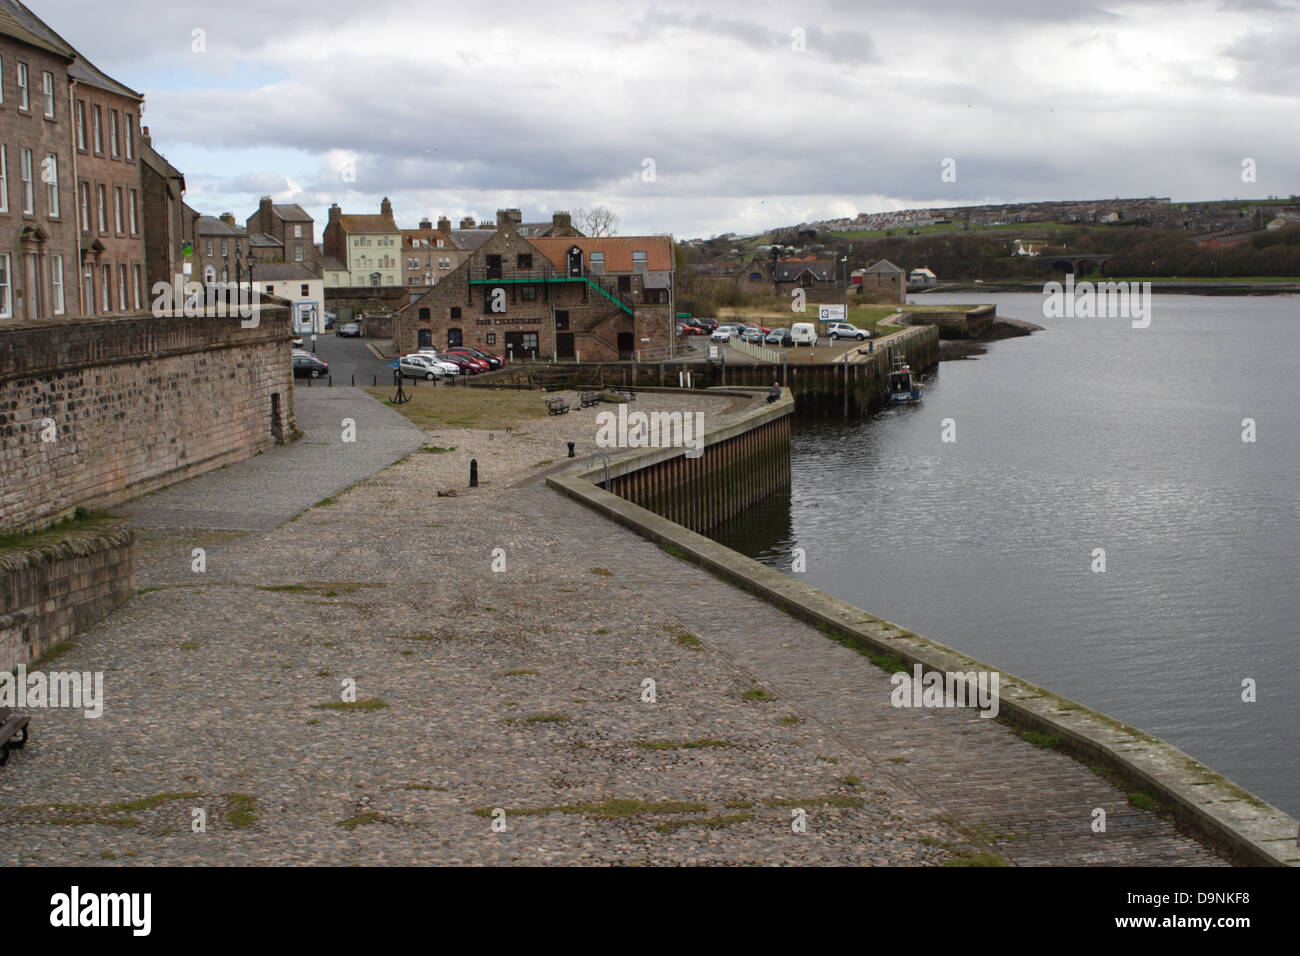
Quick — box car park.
[827,321,870,340]
[398,355,444,380]
[335,322,362,337]
[292,354,328,378]
[710,327,734,342]
[740,327,766,343]
[686,318,717,333]
[439,352,484,374]
[765,328,794,347]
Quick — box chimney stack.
[219,212,236,227]
[328,203,341,223]
[552,211,572,232]
[460,216,476,229]
[380,197,393,219]
[419,217,432,230]
[437,216,451,234]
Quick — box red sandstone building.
[394,209,675,362]
[0,0,148,320]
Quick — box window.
[107,111,119,156]
[118,264,127,310]
[111,187,122,232]
[205,239,213,257]
[42,71,54,117]
[133,264,142,309]
[485,333,495,345]
[450,307,461,319]
[590,252,605,265]
[19,148,33,214]
[645,288,669,304]
[294,244,303,262]
[92,105,102,153]
[618,275,631,293]
[75,101,86,149]
[293,224,302,238]
[234,240,241,256]
[96,184,106,231]
[0,255,10,318]
[204,265,216,283]
[221,240,227,257]
[79,182,89,230]
[632,250,647,264]
[0,56,4,104]
[16,63,28,110]
[101,265,111,313]
[521,285,537,301]
[51,255,65,314]
[124,114,134,159]
[83,265,93,313]
[516,253,532,270]
[44,153,58,217]
[300,284,309,297]
[0,146,7,213]
[128,190,138,233]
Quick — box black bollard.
[469,459,479,488]
[328,374,332,387]
[351,374,355,387]
[373,374,377,386]
[567,441,575,458]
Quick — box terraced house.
[0,0,146,319]
[394,208,675,362]
[321,197,400,287]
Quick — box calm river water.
[712,292,1300,816]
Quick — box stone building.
[137,129,185,291]
[858,258,906,304]
[246,195,313,266]
[320,197,400,287]
[400,216,460,288]
[394,209,674,362]
[0,0,147,319]
[184,207,250,285]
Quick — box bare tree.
[573,206,619,237]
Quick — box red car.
[442,349,490,373]
[743,323,771,335]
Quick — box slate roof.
[253,263,320,282]
[195,216,246,237]
[272,204,312,222]
[450,229,494,251]
[865,258,905,274]
[772,259,834,281]
[313,256,348,272]
[337,214,398,234]
[1,0,141,99]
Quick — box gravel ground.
[0,386,1222,866]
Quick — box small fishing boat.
[886,355,922,405]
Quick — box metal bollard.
[328,375,332,387]
[351,374,355,386]
[469,459,478,488]
[567,441,575,458]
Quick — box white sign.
[818,304,846,322]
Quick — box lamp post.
[247,245,256,318]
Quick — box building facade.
[320,197,400,287]
[246,195,313,266]
[137,130,185,291]
[255,262,324,334]
[394,209,674,363]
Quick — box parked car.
[827,322,870,341]
[688,317,718,332]
[398,355,445,380]
[790,322,818,346]
[453,346,503,369]
[765,328,794,347]
[413,348,459,374]
[710,327,734,342]
[335,322,362,337]
[443,349,491,372]
[439,352,484,374]
[740,327,766,343]
[291,336,304,348]
[292,354,328,378]
[680,321,708,335]
[743,322,771,335]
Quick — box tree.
[574,206,619,237]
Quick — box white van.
[790,322,817,346]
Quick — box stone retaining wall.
[0,307,297,534]
[0,530,135,671]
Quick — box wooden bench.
[545,396,570,415]
[0,707,30,767]
[579,391,601,408]
[613,387,636,402]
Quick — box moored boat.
[886,355,922,405]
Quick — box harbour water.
[712,292,1300,816]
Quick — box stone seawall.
[548,387,1299,866]
[0,530,135,671]
[0,308,297,534]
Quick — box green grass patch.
[419,445,456,453]
[591,567,614,577]
[0,507,119,557]
[742,688,775,702]
[638,738,734,751]
[1022,730,1061,749]
[944,850,1009,867]
[473,798,709,819]
[226,794,256,828]
[658,542,688,560]
[504,669,539,676]
[365,385,549,431]
[337,811,383,830]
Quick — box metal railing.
[728,337,782,363]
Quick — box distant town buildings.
[321,198,401,287]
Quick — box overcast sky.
[39,0,1300,238]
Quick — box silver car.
[398,355,445,380]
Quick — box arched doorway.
[418,328,432,348]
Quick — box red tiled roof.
[528,236,673,272]
[338,215,398,234]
